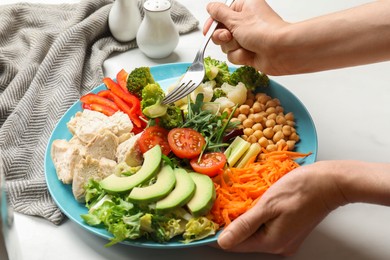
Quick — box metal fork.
[161,0,235,105]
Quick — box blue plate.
[44,62,318,248]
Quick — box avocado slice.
[100,145,162,193]
[186,172,216,217]
[155,168,196,213]
[128,164,176,203]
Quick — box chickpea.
[276,139,287,149]
[237,114,247,122]
[290,132,300,142]
[276,115,286,125]
[265,107,276,115]
[265,119,276,128]
[247,113,255,121]
[241,135,248,141]
[286,120,296,127]
[285,112,295,121]
[242,118,254,128]
[239,104,250,115]
[273,124,282,133]
[252,102,263,113]
[273,131,285,143]
[265,99,278,108]
[267,113,277,121]
[255,92,263,99]
[275,105,284,114]
[258,137,269,148]
[249,108,254,114]
[282,125,292,136]
[247,135,258,144]
[252,122,263,131]
[258,111,267,118]
[253,113,264,123]
[286,140,296,150]
[243,128,254,136]
[263,127,274,139]
[257,94,271,104]
[266,144,277,152]
[253,130,263,139]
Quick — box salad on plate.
[49,57,313,246]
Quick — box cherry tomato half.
[168,128,205,159]
[190,152,227,177]
[138,126,171,156]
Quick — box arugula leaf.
[183,93,239,153]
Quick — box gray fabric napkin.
[0,0,198,225]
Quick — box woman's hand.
[217,161,348,255]
[204,0,289,75]
[217,160,390,255]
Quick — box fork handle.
[197,0,235,57]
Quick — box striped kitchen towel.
[0,0,198,224]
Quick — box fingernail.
[218,230,233,249]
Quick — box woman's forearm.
[336,161,390,206]
[278,0,390,74]
[320,161,390,207]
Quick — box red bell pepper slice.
[116,69,129,93]
[82,103,91,110]
[103,77,140,108]
[80,93,119,111]
[98,90,143,128]
[102,77,143,126]
[89,103,117,116]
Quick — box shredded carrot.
[209,148,312,227]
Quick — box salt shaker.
[108,0,142,42]
[136,0,179,59]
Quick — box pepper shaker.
[136,0,179,59]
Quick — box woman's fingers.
[202,17,214,35]
[212,28,233,44]
[218,204,267,249]
[206,2,237,30]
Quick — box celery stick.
[224,136,251,166]
[236,143,261,168]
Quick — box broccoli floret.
[127,67,155,97]
[203,57,230,87]
[159,105,183,130]
[212,88,227,101]
[141,83,165,110]
[229,66,269,91]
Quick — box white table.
[4,0,390,259]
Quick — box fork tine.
[162,67,205,104]
[162,81,197,104]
